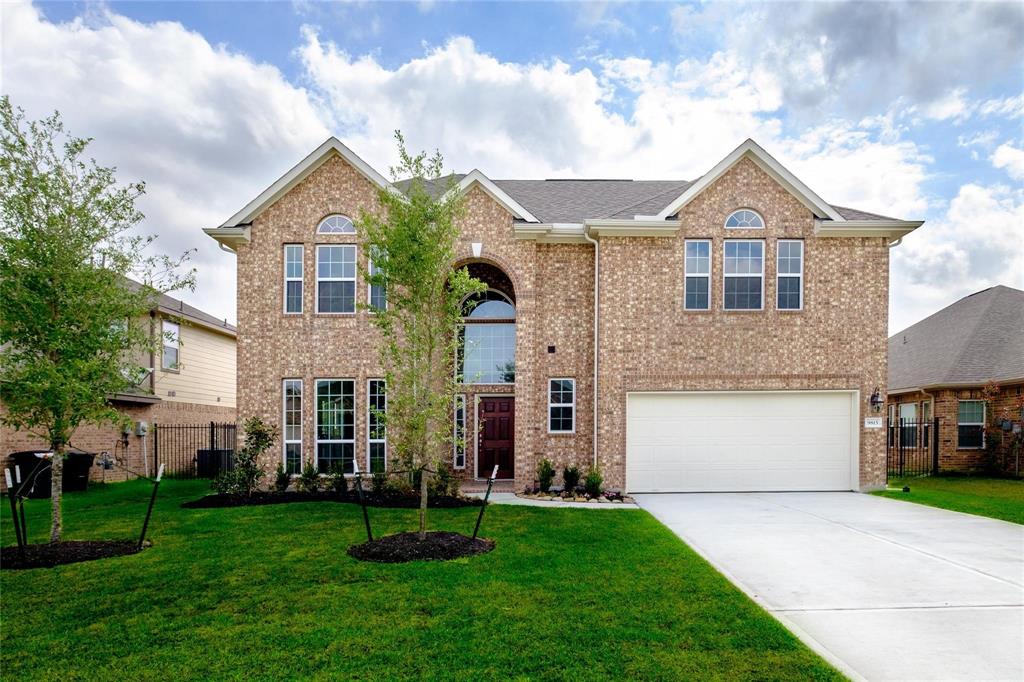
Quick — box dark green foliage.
[537,458,555,493]
[584,467,603,497]
[273,464,290,493]
[211,417,276,497]
[297,463,321,493]
[0,480,842,680]
[371,471,388,496]
[562,464,581,493]
[428,463,460,498]
[330,464,348,495]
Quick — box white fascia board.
[453,170,540,223]
[513,223,587,243]
[203,225,251,251]
[654,139,845,222]
[585,218,681,238]
[814,219,924,239]
[218,137,394,228]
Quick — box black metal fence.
[887,417,939,479]
[153,422,236,479]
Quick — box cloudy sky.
[2,0,1022,331]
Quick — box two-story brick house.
[206,138,922,493]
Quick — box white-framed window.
[316,379,355,473]
[368,247,386,312]
[548,378,575,433]
[899,402,918,448]
[316,245,356,314]
[161,320,180,370]
[284,244,303,314]
[317,214,355,234]
[725,209,764,229]
[684,239,711,310]
[367,379,386,473]
[723,240,764,310]
[777,240,804,311]
[453,394,466,469]
[957,400,985,449]
[459,290,516,384]
[282,379,302,474]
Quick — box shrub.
[537,458,555,493]
[211,416,277,497]
[329,464,348,494]
[297,463,321,493]
[273,463,290,493]
[384,475,415,498]
[429,463,460,498]
[371,471,388,496]
[562,464,581,493]
[584,467,603,497]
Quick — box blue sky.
[5,1,1024,330]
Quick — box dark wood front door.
[478,396,514,479]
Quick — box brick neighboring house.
[2,288,237,484]
[206,137,923,493]
[887,285,1024,474]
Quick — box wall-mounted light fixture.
[869,387,883,412]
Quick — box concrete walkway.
[635,492,1024,682]
[469,492,639,509]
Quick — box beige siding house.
[207,137,923,493]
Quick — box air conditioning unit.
[135,421,149,436]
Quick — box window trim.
[367,249,386,313]
[776,239,804,312]
[684,239,712,311]
[453,394,467,469]
[548,378,576,434]
[161,320,180,371]
[315,378,355,473]
[957,399,986,450]
[316,214,355,234]
[315,244,357,315]
[367,379,386,473]
[282,379,302,474]
[722,239,765,311]
[283,244,303,315]
[724,208,765,229]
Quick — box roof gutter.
[582,225,599,469]
[889,377,1024,395]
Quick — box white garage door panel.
[626,392,855,493]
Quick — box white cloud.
[991,143,1024,181]
[922,88,970,122]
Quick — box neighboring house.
[887,285,1024,472]
[206,137,923,493]
[2,287,237,484]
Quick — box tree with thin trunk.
[359,132,483,540]
[0,97,194,542]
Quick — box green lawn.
[1,480,839,681]
[875,475,1024,525]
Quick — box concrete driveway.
[635,492,1024,682]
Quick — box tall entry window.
[459,290,516,384]
[316,379,354,473]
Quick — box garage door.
[626,391,857,493]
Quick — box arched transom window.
[317,214,355,234]
[725,209,764,229]
[459,290,515,384]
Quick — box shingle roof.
[888,286,1024,391]
[125,278,236,336]
[394,175,897,225]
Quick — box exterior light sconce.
[869,388,883,412]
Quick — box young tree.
[0,97,194,542]
[359,132,483,540]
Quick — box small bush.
[537,458,555,493]
[211,416,278,497]
[297,463,321,493]
[273,463,290,493]
[429,463,461,498]
[584,467,603,497]
[329,464,348,494]
[371,471,387,496]
[384,475,415,497]
[562,464,581,492]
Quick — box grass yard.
[876,475,1024,525]
[1,480,839,681]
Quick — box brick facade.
[234,153,892,491]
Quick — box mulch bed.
[347,531,495,563]
[1,540,146,570]
[182,490,483,510]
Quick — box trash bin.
[196,449,234,478]
[6,451,95,498]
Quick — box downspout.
[582,226,599,468]
[888,237,903,248]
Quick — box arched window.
[725,209,764,229]
[460,290,515,384]
[317,214,355,234]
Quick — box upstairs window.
[284,244,303,314]
[684,240,711,310]
[776,240,804,310]
[316,245,356,313]
[459,290,516,384]
[725,209,764,229]
[368,247,387,312]
[723,240,764,310]
[162,320,180,370]
[317,214,355,234]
